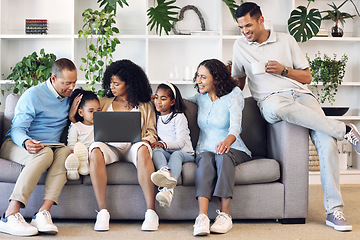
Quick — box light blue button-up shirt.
[188,87,251,157]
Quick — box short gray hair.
[51,58,76,78]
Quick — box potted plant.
[6,48,56,94]
[288,0,359,42]
[307,51,349,115]
[321,0,359,37]
[78,8,121,96]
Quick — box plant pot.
[331,23,343,37]
[322,106,349,116]
[90,20,105,35]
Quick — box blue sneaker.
[344,123,360,154]
[326,210,352,231]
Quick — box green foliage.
[78,8,120,96]
[97,0,129,14]
[7,48,56,94]
[321,0,356,26]
[147,0,180,36]
[222,0,241,21]
[147,0,242,36]
[307,51,348,105]
[288,1,322,43]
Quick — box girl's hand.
[151,142,164,150]
[69,93,83,123]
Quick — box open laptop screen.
[93,112,142,143]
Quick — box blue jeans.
[152,148,195,180]
[259,90,346,214]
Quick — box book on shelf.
[25,19,48,35]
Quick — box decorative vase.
[331,23,343,37]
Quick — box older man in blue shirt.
[0,58,78,237]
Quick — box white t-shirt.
[67,122,94,151]
[232,30,312,101]
[157,113,194,155]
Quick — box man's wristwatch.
[281,66,288,76]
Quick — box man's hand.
[265,60,312,84]
[265,60,284,75]
[24,139,44,154]
[69,93,83,123]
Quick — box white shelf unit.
[1,0,360,181]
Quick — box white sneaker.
[65,154,80,180]
[156,187,174,208]
[94,209,110,231]
[151,167,177,189]
[210,210,232,234]
[0,213,38,236]
[30,210,58,234]
[193,214,210,236]
[74,142,90,175]
[141,209,159,231]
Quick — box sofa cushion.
[83,161,139,185]
[83,161,183,186]
[177,158,280,186]
[234,158,280,185]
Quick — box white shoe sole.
[94,226,109,231]
[74,143,90,175]
[30,220,58,235]
[326,220,352,231]
[151,173,177,189]
[0,223,38,237]
[65,154,80,180]
[210,226,232,234]
[193,229,209,236]
[156,194,171,208]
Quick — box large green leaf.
[97,0,129,14]
[147,0,180,36]
[288,6,321,42]
[222,0,239,21]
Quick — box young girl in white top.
[65,88,101,180]
[151,82,195,207]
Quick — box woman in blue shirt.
[189,59,251,236]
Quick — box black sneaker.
[344,123,360,154]
[326,210,352,232]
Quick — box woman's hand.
[216,134,236,155]
[69,93,83,123]
[151,141,164,150]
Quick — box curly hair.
[69,88,99,122]
[193,59,236,97]
[102,59,152,107]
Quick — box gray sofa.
[0,93,309,223]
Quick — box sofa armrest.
[267,121,309,219]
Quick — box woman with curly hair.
[189,59,251,236]
[88,59,159,232]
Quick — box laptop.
[93,112,142,143]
